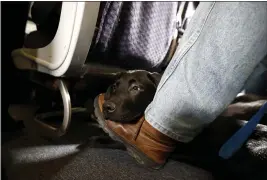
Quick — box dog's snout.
[103,101,116,113]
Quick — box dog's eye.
[132,86,140,91]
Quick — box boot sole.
[93,95,163,170]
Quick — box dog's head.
[103,70,161,122]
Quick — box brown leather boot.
[94,93,177,169]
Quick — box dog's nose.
[103,101,116,113]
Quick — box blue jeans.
[145,2,267,143]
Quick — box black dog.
[97,70,267,179]
[102,70,161,122]
[102,70,266,123]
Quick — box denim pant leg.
[145,2,267,143]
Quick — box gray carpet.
[2,118,214,180]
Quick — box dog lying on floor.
[102,70,267,123]
[91,70,267,180]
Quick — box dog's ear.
[147,72,162,87]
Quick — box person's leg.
[95,2,267,168]
[145,2,267,143]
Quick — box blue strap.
[219,102,267,159]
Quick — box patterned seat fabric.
[87,2,179,71]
